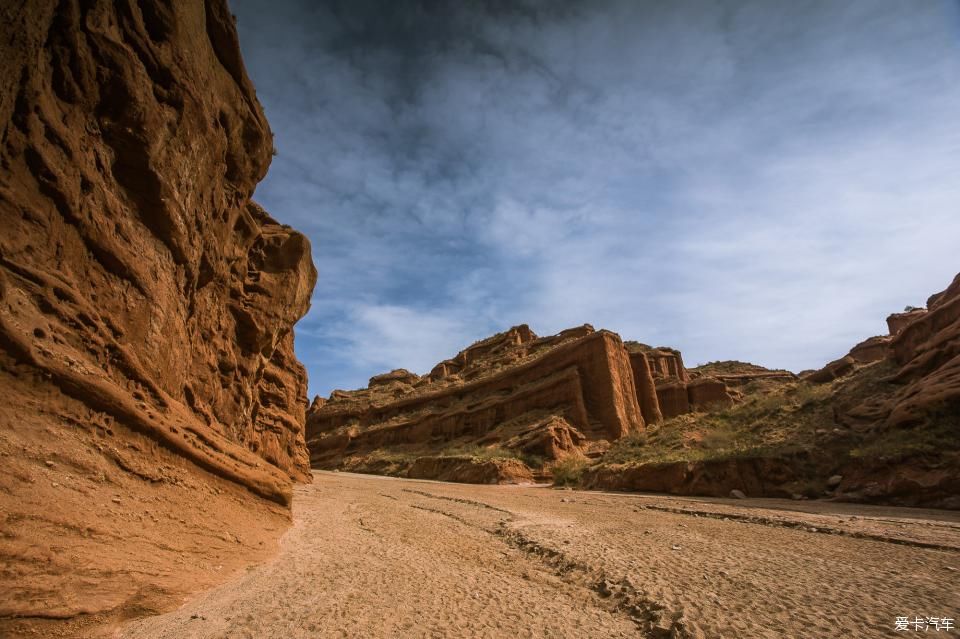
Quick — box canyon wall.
[590,273,960,509]
[307,326,767,483]
[875,272,960,427]
[0,1,315,635]
[624,343,744,418]
[307,325,645,481]
[805,272,960,423]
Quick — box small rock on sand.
[729,489,746,499]
[827,475,843,487]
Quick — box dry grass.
[601,375,851,467]
[598,358,959,473]
[436,443,543,467]
[850,401,960,461]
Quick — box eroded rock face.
[881,272,960,427]
[804,275,959,404]
[847,335,891,364]
[582,455,804,499]
[1,0,315,502]
[307,325,644,481]
[804,355,857,384]
[627,350,663,425]
[887,308,927,336]
[688,360,797,390]
[624,343,738,418]
[687,377,734,409]
[407,456,535,484]
[0,2,315,634]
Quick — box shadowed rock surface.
[881,272,960,426]
[0,1,315,636]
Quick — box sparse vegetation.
[551,456,588,486]
[850,402,960,461]
[437,443,516,460]
[436,443,543,467]
[690,360,791,376]
[595,359,958,484]
[599,431,648,464]
[341,448,419,477]
[598,376,856,468]
[699,428,735,451]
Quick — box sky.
[230,0,960,399]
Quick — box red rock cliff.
[0,2,317,633]
[883,272,960,426]
[624,343,738,418]
[0,0,316,504]
[307,325,644,481]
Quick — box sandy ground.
[121,471,960,638]
[0,381,290,639]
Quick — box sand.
[121,471,960,638]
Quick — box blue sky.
[231,0,960,399]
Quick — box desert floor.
[121,471,960,638]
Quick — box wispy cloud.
[232,0,960,396]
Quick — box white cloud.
[234,0,960,396]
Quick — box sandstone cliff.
[815,271,960,433]
[624,342,745,419]
[307,325,645,482]
[590,273,960,509]
[0,2,315,635]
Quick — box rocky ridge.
[307,325,647,481]
[306,324,746,482]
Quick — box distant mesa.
[307,324,644,483]
[306,323,766,483]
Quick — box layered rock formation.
[801,334,893,384]
[688,360,797,390]
[590,273,960,509]
[307,325,645,481]
[802,280,959,395]
[307,327,770,484]
[861,272,960,428]
[0,1,315,635]
[624,343,738,418]
[804,334,893,384]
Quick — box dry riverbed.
[121,471,960,638]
